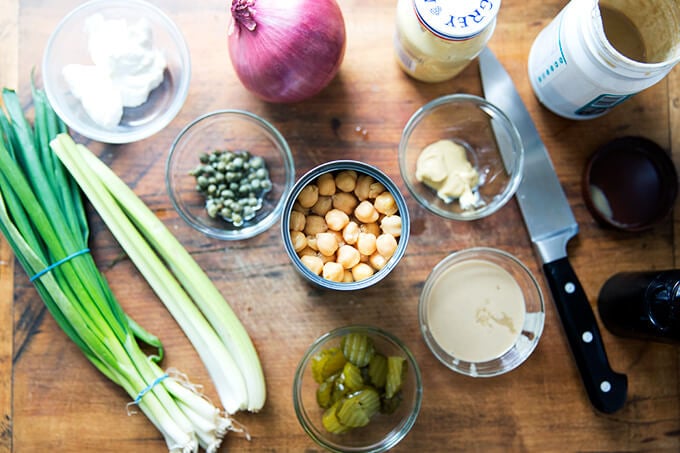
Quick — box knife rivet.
[582,331,593,343]
[565,282,576,294]
[600,381,612,393]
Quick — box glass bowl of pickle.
[293,325,423,452]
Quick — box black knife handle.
[543,257,627,414]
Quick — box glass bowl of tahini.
[418,247,545,377]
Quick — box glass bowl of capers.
[293,325,422,453]
[166,109,295,240]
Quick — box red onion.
[228,0,346,103]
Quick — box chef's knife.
[479,47,627,414]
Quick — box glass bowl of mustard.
[398,94,524,221]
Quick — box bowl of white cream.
[419,247,545,377]
[42,0,191,144]
[398,94,524,221]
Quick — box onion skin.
[228,0,347,103]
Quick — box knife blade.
[479,47,627,414]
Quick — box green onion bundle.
[0,86,262,452]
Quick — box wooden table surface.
[1,0,679,451]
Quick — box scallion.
[0,86,241,452]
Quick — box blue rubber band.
[133,373,169,404]
[30,248,91,282]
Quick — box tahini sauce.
[426,259,525,363]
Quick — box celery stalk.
[51,134,267,412]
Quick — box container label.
[575,94,634,116]
[414,0,500,40]
[533,11,568,86]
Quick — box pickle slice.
[322,400,350,434]
[368,353,388,388]
[316,374,338,408]
[336,388,381,428]
[381,392,403,415]
[341,362,364,392]
[385,356,406,399]
[311,347,347,383]
[340,333,375,367]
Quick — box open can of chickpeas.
[281,160,410,291]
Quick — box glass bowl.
[399,94,524,220]
[166,110,295,240]
[281,160,410,290]
[293,325,423,453]
[419,247,545,377]
[42,0,191,144]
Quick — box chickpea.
[290,230,307,252]
[356,232,377,256]
[289,210,306,231]
[369,252,388,271]
[300,255,324,275]
[332,192,359,215]
[318,251,337,264]
[316,232,339,256]
[325,209,350,231]
[352,263,375,281]
[335,170,357,192]
[368,182,386,199]
[374,191,398,216]
[317,173,336,196]
[304,215,328,236]
[342,270,354,283]
[323,262,345,282]
[306,235,318,251]
[297,184,319,208]
[376,233,398,258]
[354,200,379,223]
[360,222,381,237]
[311,196,333,216]
[342,221,360,244]
[354,174,374,201]
[292,201,309,214]
[332,230,346,247]
[337,245,361,269]
[380,215,402,237]
[299,246,316,257]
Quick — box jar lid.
[414,0,500,40]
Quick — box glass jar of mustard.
[394,0,500,83]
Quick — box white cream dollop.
[62,13,167,128]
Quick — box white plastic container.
[528,0,680,120]
[394,0,500,83]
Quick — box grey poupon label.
[414,0,500,40]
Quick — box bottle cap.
[414,0,500,41]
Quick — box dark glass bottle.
[597,270,680,344]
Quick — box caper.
[191,148,274,229]
[196,175,208,189]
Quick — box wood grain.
[2,0,679,452]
